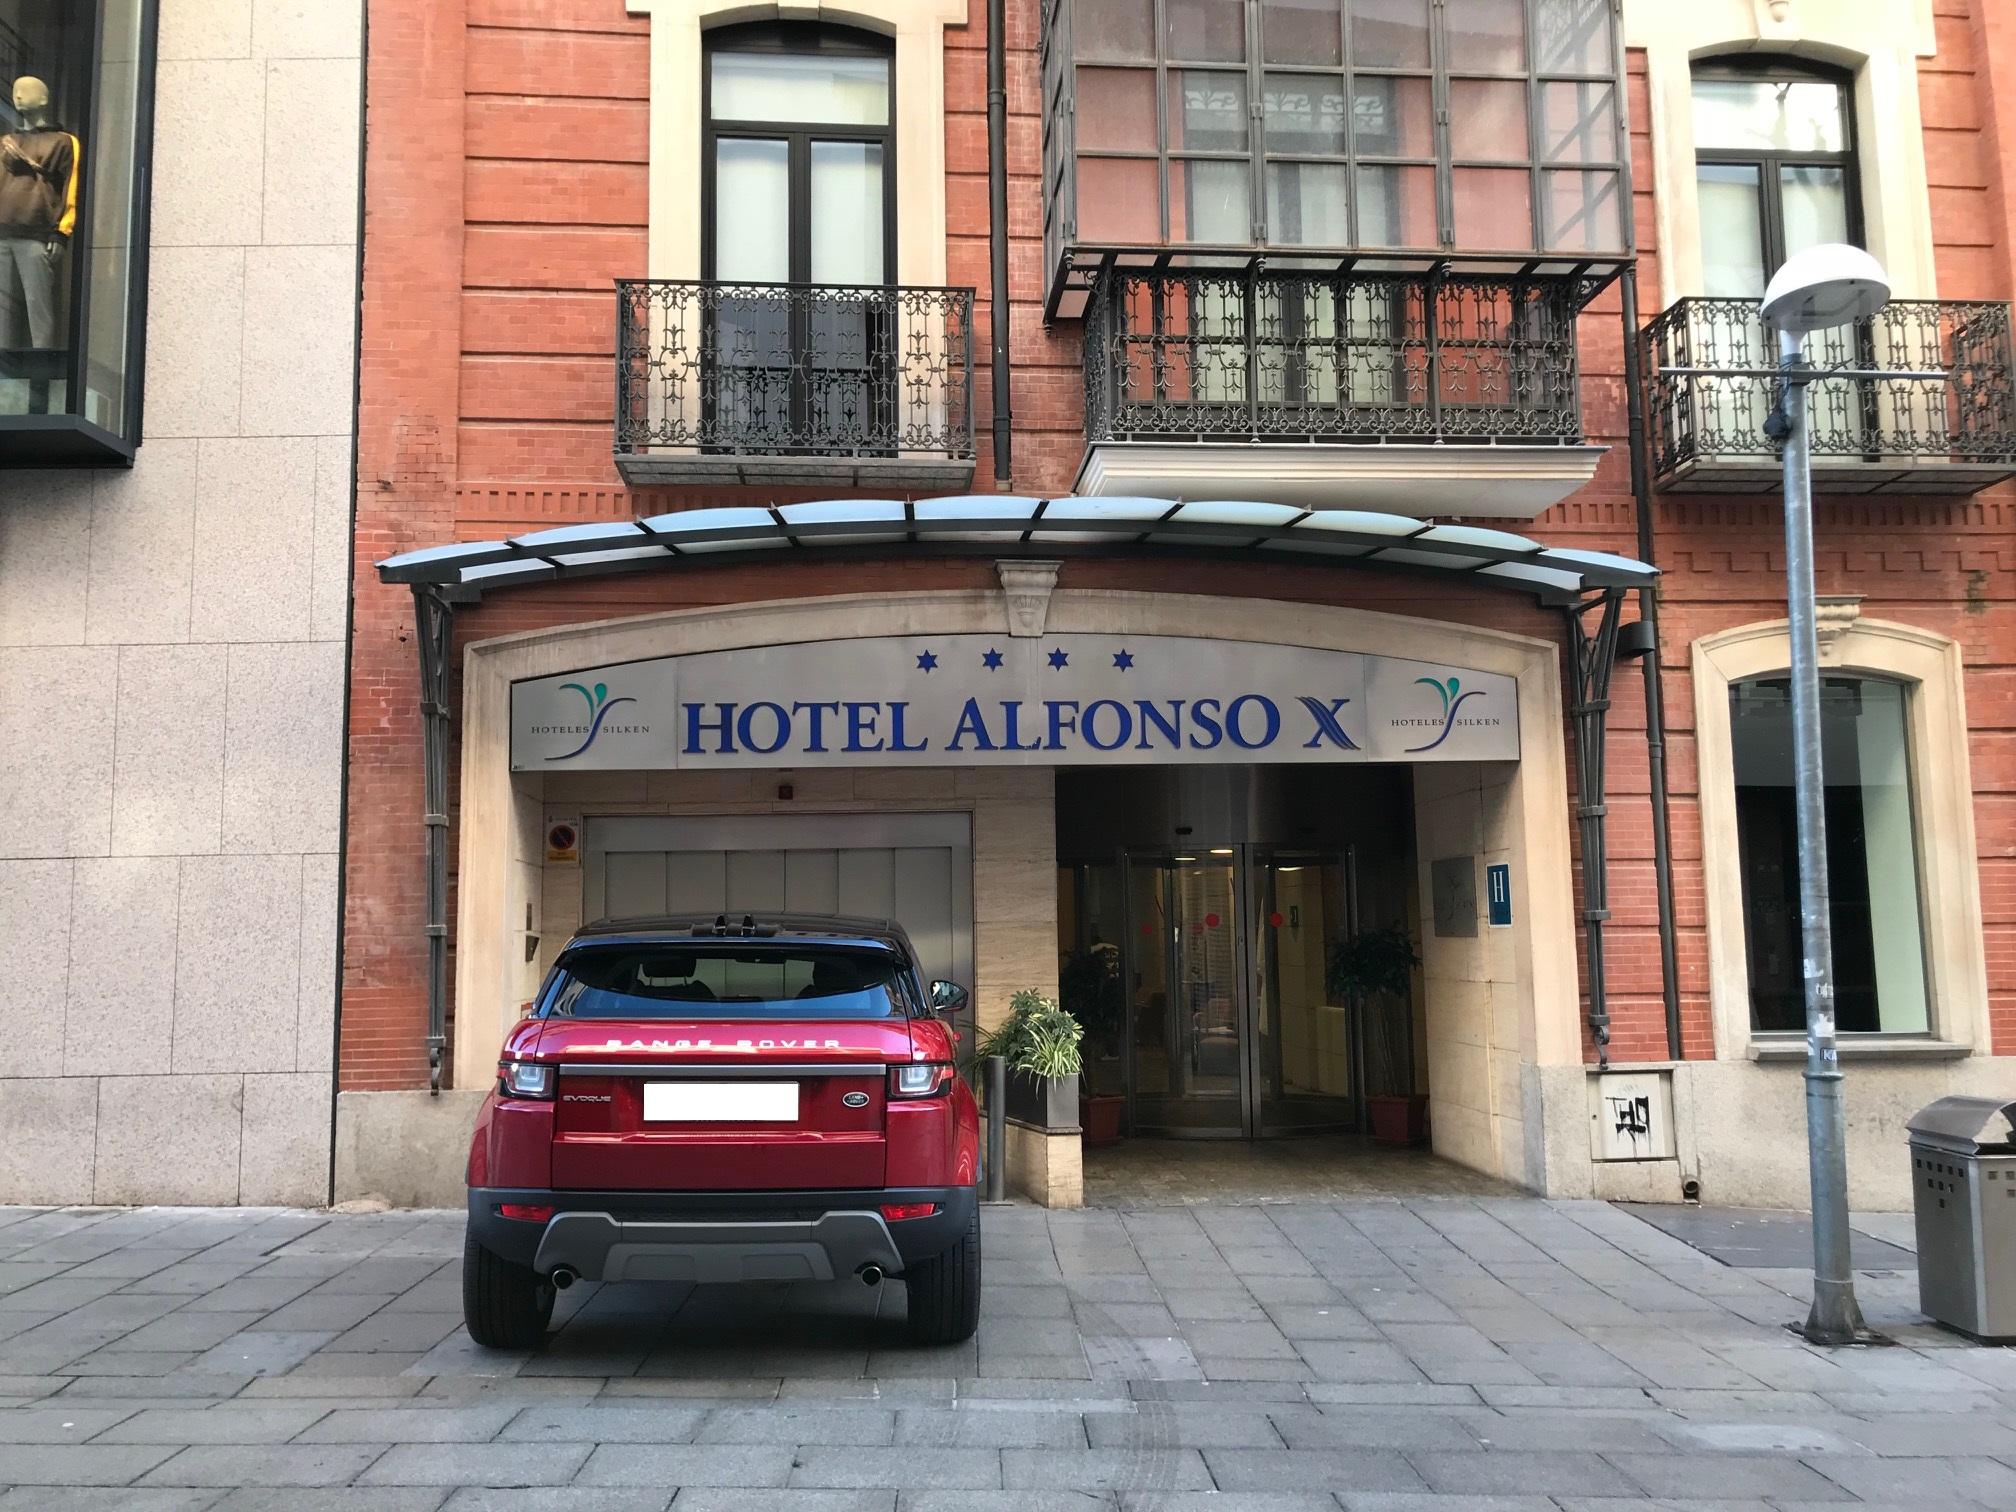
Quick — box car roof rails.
[691,913,779,938]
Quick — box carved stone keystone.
[997,560,1063,638]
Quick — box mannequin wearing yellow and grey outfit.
[0,76,79,358]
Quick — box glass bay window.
[1044,0,1626,276]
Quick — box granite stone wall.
[0,0,360,1205]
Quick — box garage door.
[581,813,975,1020]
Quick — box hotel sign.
[509,635,1519,771]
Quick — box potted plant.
[977,988,1083,1131]
[1060,945,1126,1146]
[1327,925,1427,1146]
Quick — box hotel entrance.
[1057,767,1420,1141]
[1117,847,1359,1136]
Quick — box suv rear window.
[544,943,913,1021]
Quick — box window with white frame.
[1728,673,1929,1035]
[1690,57,1860,299]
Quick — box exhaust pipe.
[857,1264,884,1287]
[549,1266,578,1290]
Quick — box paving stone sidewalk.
[0,1196,2010,1509]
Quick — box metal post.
[1777,326,1869,1346]
[983,1054,1007,1203]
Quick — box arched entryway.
[442,585,1582,1193]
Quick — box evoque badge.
[841,1091,870,1108]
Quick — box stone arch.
[1627,0,1939,303]
[1690,612,1989,1059]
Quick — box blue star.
[1047,648,1069,670]
[915,650,938,672]
[981,648,1004,670]
[1112,649,1135,671]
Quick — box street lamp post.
[1760,244,1893,1347]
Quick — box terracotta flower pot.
[1080,1092,1126,1148]
[1366,1093,1429,1147]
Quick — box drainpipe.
[1619,265,1684,1061]
[986,0,1014,485]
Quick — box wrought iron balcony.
[1073,262,1608,518]
[1644,296,2016,495]
[614,279,975,487]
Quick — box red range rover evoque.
[461,913,982,1348]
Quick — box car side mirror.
[929,979,969,1015]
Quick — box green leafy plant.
[1325,925,1420,1003]
[976,988,1084,1079]
[1326,925,1421,1099]
[1058,946,1124,1051]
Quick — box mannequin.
[0,75,79,404]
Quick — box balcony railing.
[1081,266,1587,448]
[1644,296,2016,494]
[613,279,975,487]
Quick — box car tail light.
[888,1062,955,1099]
[499,1061,554,1099]
[880,1202,940,1221]
[497,1203,554,1222]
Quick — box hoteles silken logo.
[1397,675,1498,753]
[534,680,643,761]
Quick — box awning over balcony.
[377,496,1655,604]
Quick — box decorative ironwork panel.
[616,280,975,462]
[1643,296,2016,477]
[1082,266,1584,445]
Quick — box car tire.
[462,1234,555,1349]
[903,1204,981,1345]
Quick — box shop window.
[1730,675,1930,1036]
[0,0,156,465]
[1051,0,1624,255]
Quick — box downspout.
[1607,0,1683,1062]
[986,0,1014,485]
[1621,267,1684,1060]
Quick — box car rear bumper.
[467,1185,976,1284]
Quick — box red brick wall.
[347,0,2016,1092]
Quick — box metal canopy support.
[1620,266,1684,1060]
[1565,588,1625,1069]
[413,585,455,1094]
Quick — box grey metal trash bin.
[1907,1095,2016,1343]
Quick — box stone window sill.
[1748,1036,1972,1064]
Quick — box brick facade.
[346,0,2016,1096]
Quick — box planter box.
[1005,1068,1080,1132]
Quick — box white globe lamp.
[1761,242,1891,335]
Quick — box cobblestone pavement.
[0,1197,2010,1510]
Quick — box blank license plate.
[643,1082,798,1123]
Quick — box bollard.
[983,1054,1006,1203]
